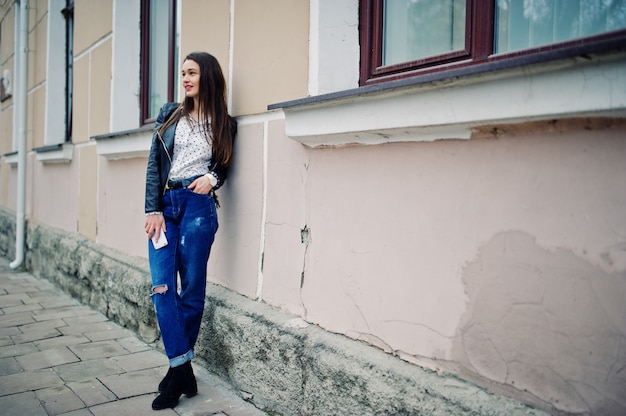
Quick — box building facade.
[1,1,625,414]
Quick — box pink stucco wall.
[215,117,626,414]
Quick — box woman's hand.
[188,175,213,194]
[145,214,166,241]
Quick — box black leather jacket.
[144,102,236,213]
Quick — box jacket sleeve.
[144,132,162,213]
[209,117,237,191]
[145,103,178,213]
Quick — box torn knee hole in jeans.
[151,284,168,296]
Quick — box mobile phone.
[152,229,168,249]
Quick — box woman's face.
[181,59,201,100]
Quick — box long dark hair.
[159,52,235,166]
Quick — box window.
[140,0,177,125]
[0,23,10,102]
[360,0,626,85]
[62,0,74,141]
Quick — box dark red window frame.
[360,0,626,86]
[140,0,177,125]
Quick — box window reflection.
[383,0,466,66]
[495,0,626,53]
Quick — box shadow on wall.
[456,231,626,415]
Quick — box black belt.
[166,176,201,190]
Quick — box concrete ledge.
[0,208,549,415]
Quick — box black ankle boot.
[152,362,198,410]
[157,363,198,395]
[157,367,173,393]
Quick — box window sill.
[270,50,626,147]
[3,151,18,166]
[34,143,74,163]
[92,125,154,160]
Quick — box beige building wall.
[28,2,47,89]
[231,0,309,115]
[294,120,626,414]
[27,84,44,149]
[0,1,624,414]
[32,155,79,233]
[1,6,15,64]
[0,6,12,210]
[0,0,115,239]
[208,119,266,298]
[88,39,112,137]
[26,1,47,150]
[180,0,310,116]
[73,0,112,56]
[78,145,97,240]
[97,156,148,257]
[72,55,89,144]
[0,104,12,156]
[180,0,231,88]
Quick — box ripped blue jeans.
[148,186,218,368]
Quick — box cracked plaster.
[456,231,626,415]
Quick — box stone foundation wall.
[0,208,550,415]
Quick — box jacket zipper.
[157,130,173,196]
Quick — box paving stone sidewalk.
[0,257,268,416]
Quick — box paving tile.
[60,312,109,326]
[0,258,268,416]
[37,296,79,309]
[90,395,177,416]
[69,340,130,360]
[0,356,23,376]
[0,285,29,295]
[7,273,41,284]
[0,342,39,358]
[0,293,30,308]
[11,327,63,344]
[0,337,14,346]
[67,378,117,406]
[22,290,58,305]
[85,327,135,342]
[175,370,269,416]
[117,337,152,353]
[34,334,90,350]
[25,289,58,299]
[99,368,160,399]
[0,391,47,416]
[58,409,93,416]
[60,321,123,337]
[16,346,80,371]
[2,303,43,314]
[36,384,85,415]
[0,311,35,327]
[0,326,20,337]
[17,318,68,334]
[0,368,64,396]
[109,350,166,372]
[32,305,97,322]
[54,358,124,382]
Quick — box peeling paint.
[455,231,626,415]
[300,225,311,317]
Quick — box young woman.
[144,52,236,411]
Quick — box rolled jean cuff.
[169,349,195,367]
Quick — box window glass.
[141,0,176,124]
[63,0,74,141]
[383,0,466,66]
[147,0,171,119]
[495,0,626,53]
